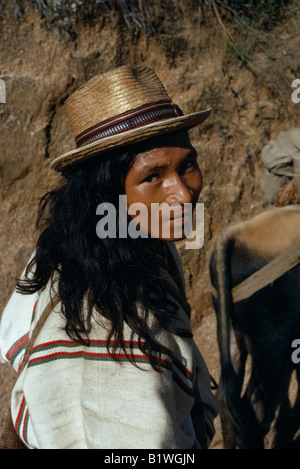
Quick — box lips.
[170,214,184,221]
[170,207,192,221]
[170,214,192,226]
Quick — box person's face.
[124,131,203,241]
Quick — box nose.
[164,174,194,206]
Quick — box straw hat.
[50,64,212,172]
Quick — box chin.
[156,232,187,242]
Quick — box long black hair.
[17,143,192,371]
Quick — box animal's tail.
[211,228,264,448]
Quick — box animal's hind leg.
[217,386,239,449]
[294,367,300,411]
[218,326,248,449]
[245,355,295,448]
[292,367,300,447]
[273,367,300,448]
[230,327,248,395]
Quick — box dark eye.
[143,173,160,183]
[186,160,195,169]
[180,159,197,174]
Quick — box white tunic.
[0,243,219,449]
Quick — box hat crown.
[50,64,211,172]
[66,65,170,139]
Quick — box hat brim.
[50,108,212,172]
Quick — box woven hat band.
[75,99,183,149]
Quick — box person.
[0,64,219,449]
